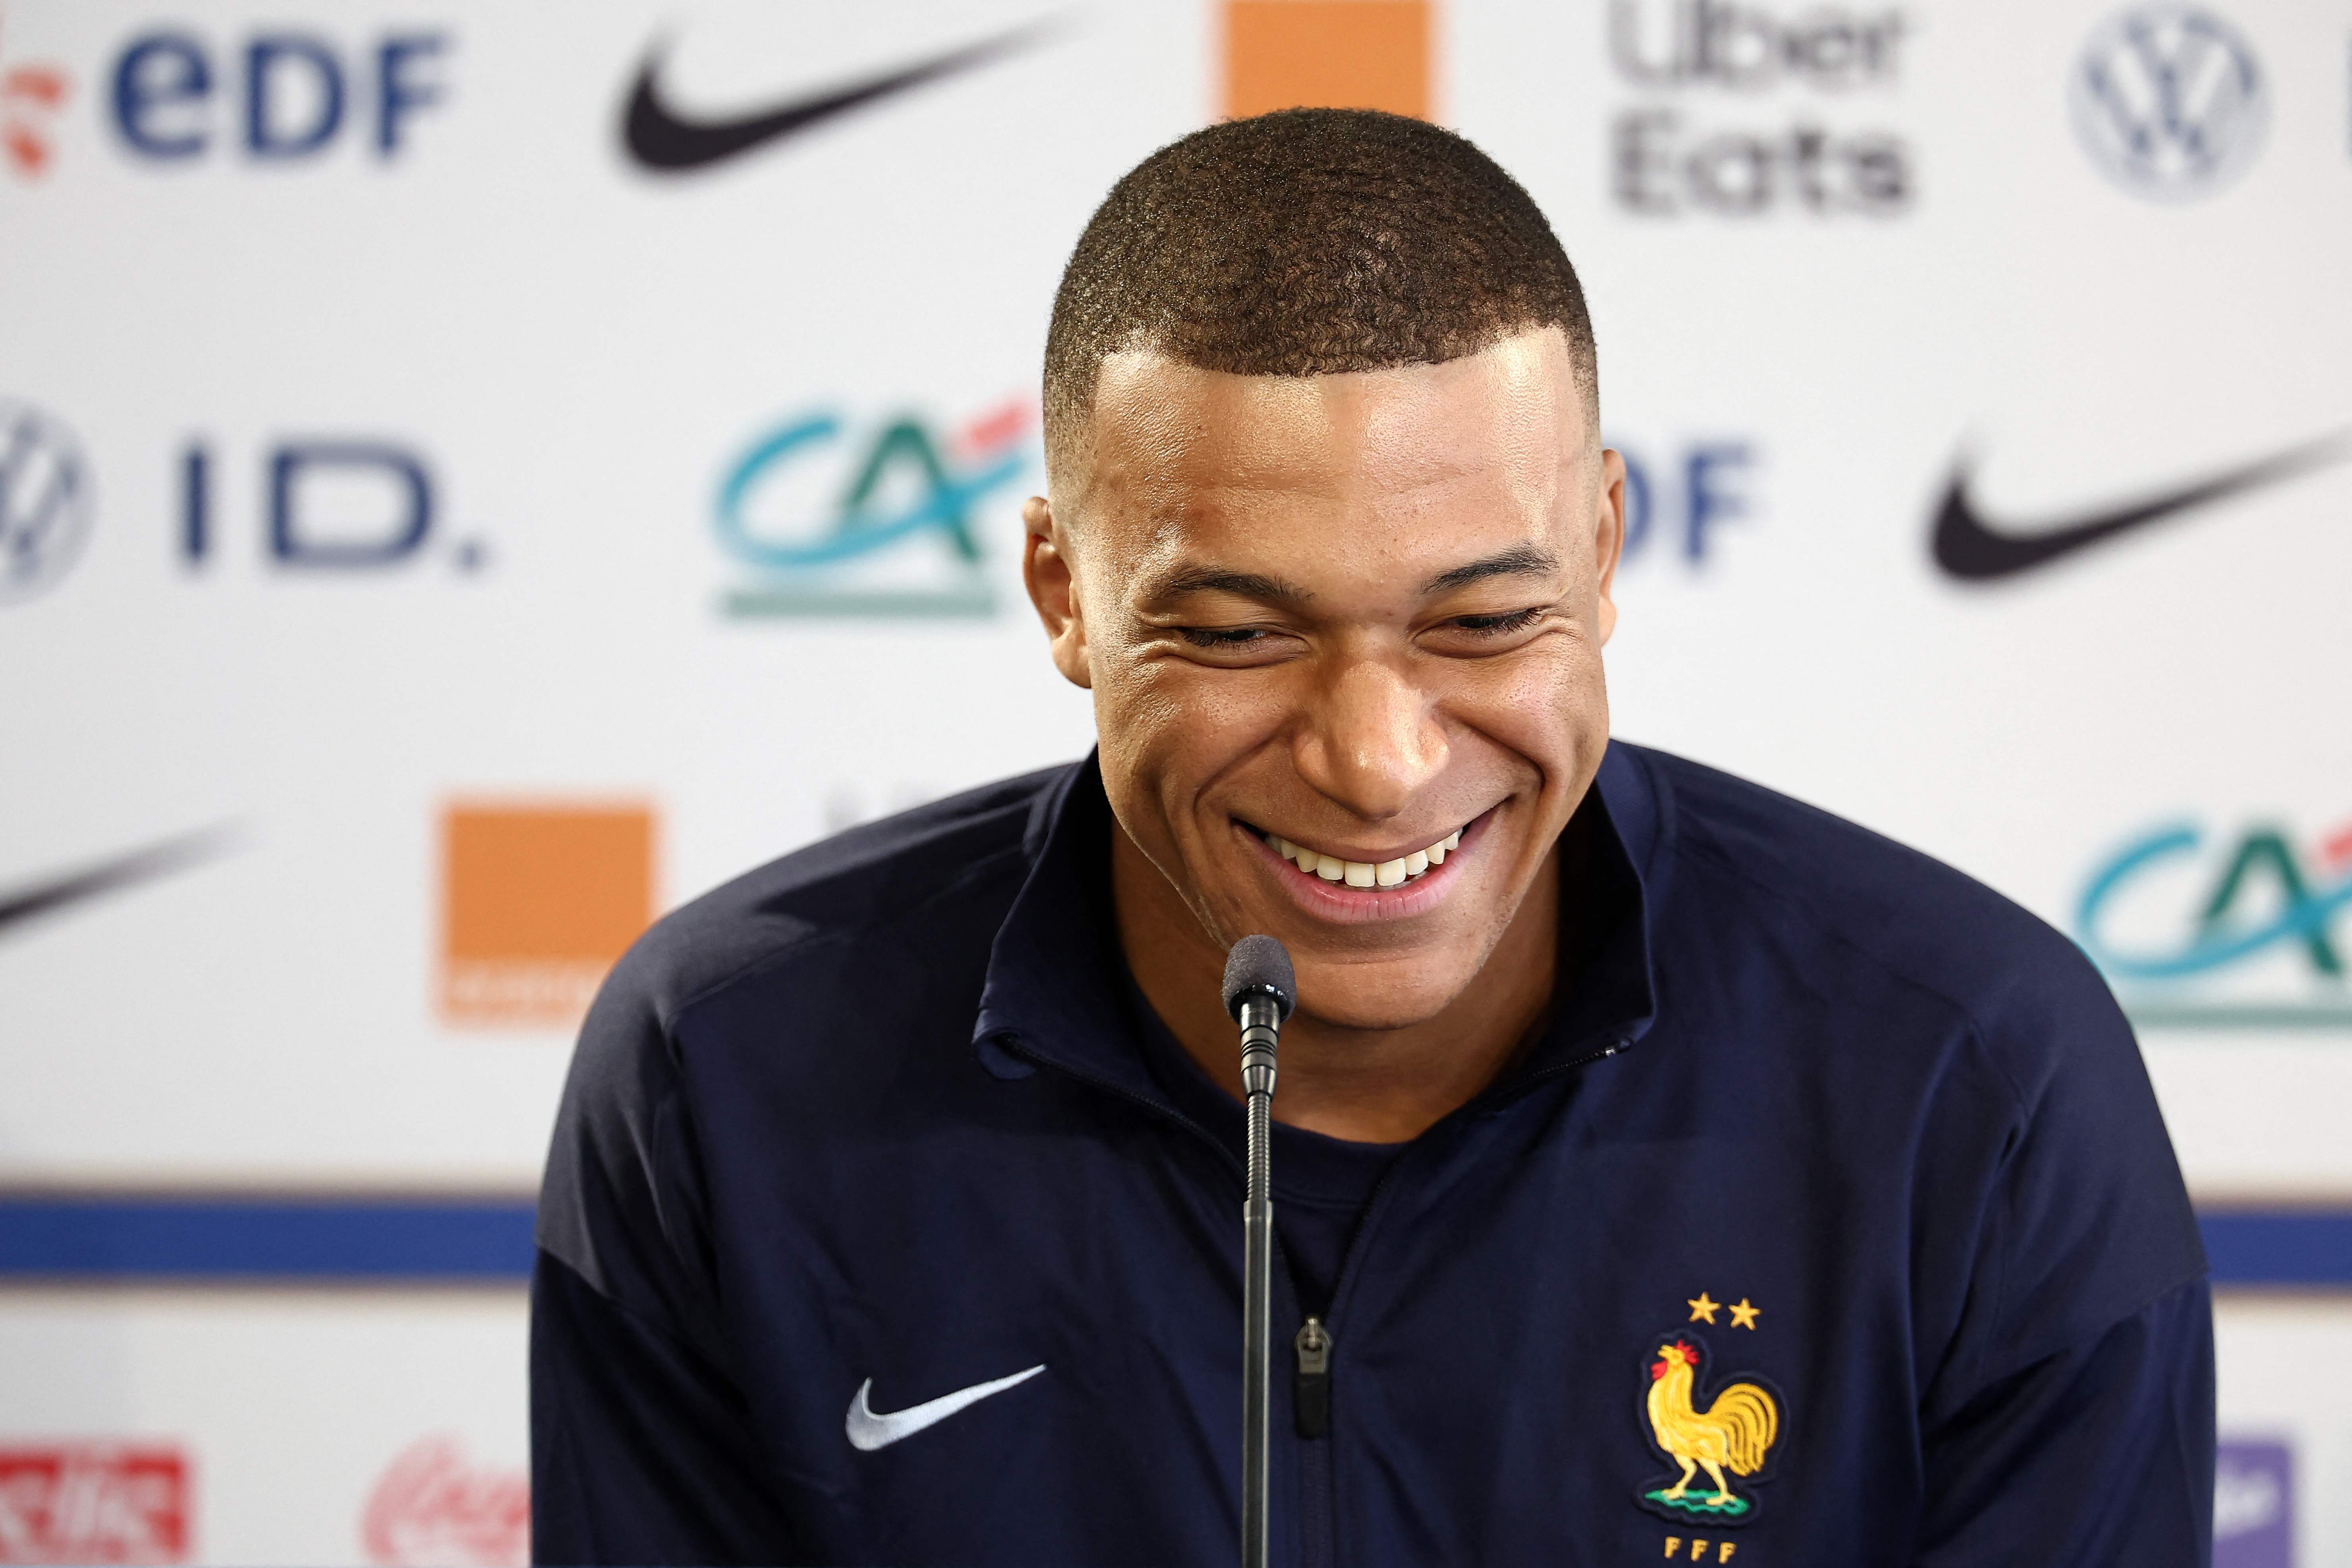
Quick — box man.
[533,110,2212,1565]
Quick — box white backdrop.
[2,0,2347,1561]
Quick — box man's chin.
[1288,954,1481,1033]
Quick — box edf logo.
[112,27,448,161]
[1614,438,1757,565]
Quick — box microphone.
[1222,935,1294,1568]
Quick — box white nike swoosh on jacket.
[845,1364,1046,1451]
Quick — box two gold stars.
[1686,1293,1761,1330]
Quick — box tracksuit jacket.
[532,742,2214,1566]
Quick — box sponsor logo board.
[0,12,68,179]
[110,26,448,164]
[1932,433,2352,583]
[360,1435,527,1568]
[439,803,654,1027]
[2214,1439,2292,1568]
[0,1443,191,1565]
[1607,0,1914,218]
[180,435,487,574]
[713,397,1032,619]
[624,21,1049,174]
[0,829,230,942]
[1222,0,1432,121]
[2079,815,2352,1030]
[0,400,91,604]
[2069,6,2266,201]
[1615,437,1758,566]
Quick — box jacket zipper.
[1007,1028,1632,1568]
[1288,1032,1632,1566]
[1294,1317,1331,1439]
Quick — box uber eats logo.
[1607,0,1914,218]
[711,398,1033,619]
[2078,815,2352,1029]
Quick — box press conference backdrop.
[2,0,2346,1560]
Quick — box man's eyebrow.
[1419,544,1562,595]
[1145,566,1315,606]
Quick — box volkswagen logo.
[0,400,93,604]
[2068,6,2267,201]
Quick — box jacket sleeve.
[530,943,801,1565]
[531,1250,801,1564]
[1911,946,2215,1565]
[1914,1275,2214,1564]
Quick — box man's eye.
[1449,607,1544,637]
[1177,626,1269,649]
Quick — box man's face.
[1024,328,1624,1030]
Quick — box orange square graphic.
[439,803,653,1027]
[1223,0,1431,122]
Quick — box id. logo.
[2077,815,2352,1029]
[2068,6,2267,201]
[713,398,1031,618]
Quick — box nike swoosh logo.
[1931,431,2352,582]
[0,828,231,938]
[845,1364,1045,1452]
[623,22,1053,173]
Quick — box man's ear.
[1022,495,1093,689]
[1592,448,1627,647]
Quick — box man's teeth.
[1268,828,1462,889]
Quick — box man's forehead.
[1077,327,1591,500]
[1116,470,1574,614]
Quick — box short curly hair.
[1043,108,1597,475]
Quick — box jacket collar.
[973,743,1661,1097]
[970,754,1159,1095]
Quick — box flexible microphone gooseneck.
[1222,935,1295,1568]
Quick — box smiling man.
[533,111,2212,1566]
[1045,329,1609,1146]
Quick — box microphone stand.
[1238,988,1279,1568]
[1224,934,1292,1568]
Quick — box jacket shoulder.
[1622,743,2124,1097]
[600,763,1066,1031]
[537,764,1067,1284]
[1621,744,2204,1369]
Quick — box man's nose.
[1292,658,1448,823]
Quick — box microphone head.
[1222,935,1296,1023]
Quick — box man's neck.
[1111,826,1564,1145]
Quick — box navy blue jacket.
[533,743,2213,1566]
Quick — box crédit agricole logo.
[2078,815,2352,1029]
[713,397,1032,618]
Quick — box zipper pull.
[1294,1316,1332,1439]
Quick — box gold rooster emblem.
[1641,1339,1780,1521]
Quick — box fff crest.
[1634,1292,1785,1529]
